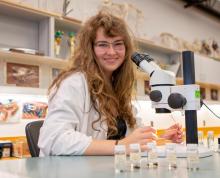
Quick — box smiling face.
[93,28,126,79]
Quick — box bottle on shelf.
[198,131,204,146]
[207,131,214,150]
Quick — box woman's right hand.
[119,126,157,152]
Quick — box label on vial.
[167,153,176,163]
[188,153,199,163]
[130,152,141,162]
[148,151,157,160]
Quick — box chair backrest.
[25,120,44,157]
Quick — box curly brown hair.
[49,11,136,137]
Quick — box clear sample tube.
[165,143,177,169]
[129,143,141,170]
[147,142,158,168]
[114,145,127,173]
[187,144,199,171]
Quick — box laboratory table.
[0,153,220,178]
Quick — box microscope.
[131,51,213,157]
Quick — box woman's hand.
[160,123,183,143]
[119,126,157,151]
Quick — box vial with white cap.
[165,143,177,169]
[147,142,158,168]
[129,143,141,170]
[187,144,199,171]
[114,145,127,173]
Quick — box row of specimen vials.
[198,130,220,151]
[114,142,200,173]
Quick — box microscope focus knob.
[168,93,187,109]
[150,90,162,102]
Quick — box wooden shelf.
[135,38,181,55]
[55,16,82,30]
[136,72,220,92]
[0,0,60,19]
[176,78,220,89]
[0,0,83,25]
[0,50,69,68]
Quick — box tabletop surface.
[0,153,220,178]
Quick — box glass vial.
[129,143,141,170]
[147,142,158,168]
[207,131,214,150]
[165,143,177,169]
[114,145,127,173]
[198,131,204,146]
[187,144,199,171]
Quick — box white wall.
[67,0,220,44]
[17,0,220,44]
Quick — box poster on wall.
[0,93,48,123]
[0,98,21,123]
[22,102,48,119]
[6,62,39,88]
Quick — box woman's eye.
[115,42,123,46]
[98,43,108,47]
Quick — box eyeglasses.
[94,40,125,51]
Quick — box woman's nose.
[106,44,117,54]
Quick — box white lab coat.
[38,72,134,156]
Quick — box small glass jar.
[114,145,127,173]
[165,143,177,169]
[129,143,141,170]
[207,131,214,150]
[198,131,204,146]
[147,142,158,168]
[187,144,199,171]
[13,140,24,158]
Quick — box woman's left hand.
[160,123,183,143]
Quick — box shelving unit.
[0,50,68,67]
[136,38,181,54]
[0,2,220,93]
[0,0,81,89]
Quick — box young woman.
[38,11,183,156]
